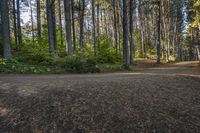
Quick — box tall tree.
[123,0,130,68]
[71,0,76,51]
[46,0,56,55]
[30,0,35,44]
[12,0,18,45]
[92,0,96,54]
[157,0,161,64]
[113,0,118,52]
[16,0,22,45]
[129,0,135,64]
[64,0,73,55]
[0,2,2,56]
[0,0,12,58]
[36,0,41,41]
[138,0,145,57]
[58,0,64,46]
[96,2,100,50]
[79,0,85,48]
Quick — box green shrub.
[0,58,51,74]
[96,37,121,63]
[14,44,53,65]
[98,63,124,72]
[65,52,100,73]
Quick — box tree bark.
[97,2,100,50]
[123,0,130,68]
[129,0,135,64]
[58,0,64,46]
[64,0,73,55]
[0,0,11,58]
[157,0,161,64]
[12,0,18,45]
[0,2,2,56]
[71,0,76,51]
[16,0,22,45]
[30,0,34,44]
[47,0,56,55]
[113,0,118,52]
[92,0,96,54]
[36,0,41,41]
[79,0,85,48]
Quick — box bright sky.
[20,1,36,25]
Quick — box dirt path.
[0,61,200,133]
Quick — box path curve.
[0,61,200,132]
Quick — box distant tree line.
[0,0,199,68]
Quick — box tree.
[113,0,118,52]
[0,2,2,56]
[79,0,85,48]
[71,0,76,51]
[16,0,22,45]
[157,0,161,64]
[96,1,100,50]
[0,0,11,58]
[64,0,73,55]
[36,0,41,41]
[58,0,64,46]
[123,0,130,68]
[92,0,96,54]
[46,0,57,55]
[12,0,18,45]
[129,0,135,64]
[30,0,35,44]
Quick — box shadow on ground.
[0,62,200,133]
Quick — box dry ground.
[0,61,200,133]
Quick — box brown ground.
[0,61,200,133]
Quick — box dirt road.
[0,61,200,133]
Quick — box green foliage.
[145,40,157,58]
[98,63,123,72]
[65,51,100,73]
[14,44,53,65]
[134,31,143,58]
[191,0,200,28]
[0,58,51,73]
[0,44,2,57]
[96,37,121,63]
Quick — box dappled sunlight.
[0,107,10,117]
[0,83,11,90]
[171,61,200,67]
[15,86,39,97]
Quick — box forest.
[0,0,199,73]
[1,0,200,132]
[0,0,200,73]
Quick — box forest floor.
[0,60,200,133]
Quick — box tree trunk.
[36,0,41,41]
[71,0,76,51]
[92,0,97,54]
[64,0,73,55]
[113,0,118,52]
[79,0,85,48]
[97,2,100,50]
[129,0,135,64]
[16,0,22,45]
[157,0,161,64]
[58,0,64,46]
[46,0,56,55]
[139,0,145,58]
[0,3,2,56]
[12,0,18,45]
[30,0,34,44]
[0,0,11,58]
[123,0,130,68]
